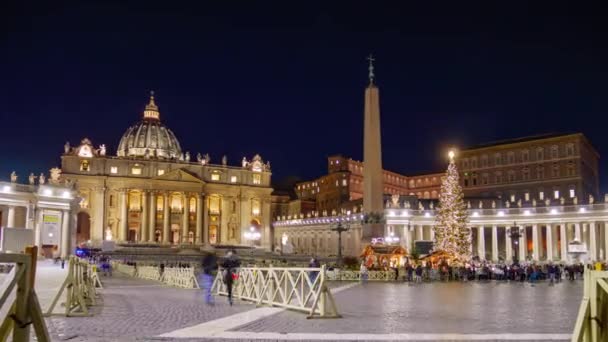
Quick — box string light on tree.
[433,149,471,265]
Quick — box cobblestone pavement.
[45,274,256,341]
[9,262,580,342]
[232,280,581,336]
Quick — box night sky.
[2,2,607,192]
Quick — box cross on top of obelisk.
[367,54,375,84]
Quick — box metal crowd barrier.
[211,265,340,318]
[46,256,100,317]
[325,269,396,281]
[112,262,199,289]
[160,267,199,289]
[572,268,608,342]
[0,246,50,342]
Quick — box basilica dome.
[116,93,183,159]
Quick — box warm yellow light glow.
[448,150,455,161]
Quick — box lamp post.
[331,221,350,267]
[508,222,523,265]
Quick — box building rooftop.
[464,132,577,151]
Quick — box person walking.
[202,252,218,305]
[415,264,423,283]
[221,250,240,306]
[360,261,368,284]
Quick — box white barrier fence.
[212,265,340,318]
[160,267,199,289]
[112,262,199,289]
[325,269,396,281]
[136,266,161,281]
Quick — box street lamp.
[508,222,524,265]
[244,226,261,246]
[331,221,350,267]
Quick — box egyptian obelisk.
[363,55,383,215]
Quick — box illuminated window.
[209,196,221,214]
[554,190,560,199]
[525,192,530,201]
[253,174,261,185]
[156,196,164,212]
[131,167,142,175]
[539,191,544,200]
[80,160,90,172]
[230,176,237,183]
[251,198,260,216]
[569,189,575,198]
[157,169,165,176]
[342,179,347,186]
[211,173,220,181]
[551,145,559,159]
[510,194,515,202]
[171,193,182,211]
[129,192,141,211]
[110,166,118,174]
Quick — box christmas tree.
[433,151,471,264]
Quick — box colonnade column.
[492,225,498,261]
[25,205,32,229]
[532,224,539,261]
[7,206,15,228]
[148,192,156,242]
[505,229,512,262]
[61,210,70,258]
[429,226,435,241]
[560,224,568,262]
[416,225,423,241]
[546,224,553,261]
[574,223,581,242]
[551,224,559,260]
[119,190,128,241]
[604,222,608,261]
[141,191,149,242]
[163,193,170,244]
[35,208,43,247]
[478,226,486,260]
[589,222,597,261]
[196,193,203,244]
[518,225,526,261]
[182,193,189,243]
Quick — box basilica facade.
[61,94,273,248]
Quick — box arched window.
[551,145,559,159]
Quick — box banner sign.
[42,214,61,245]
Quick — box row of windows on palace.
[297,174,440,193]
[78,160,262,184]
[460,143,577,170]
[82,192,262,216]
[463,161,577,187]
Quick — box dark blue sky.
[1,2,607,190]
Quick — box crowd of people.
[359,259,607,284]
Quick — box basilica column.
[492,225,498,262]
[119,190,128,241]
[604,222,608,261]
[141,191,149,242]
[7,206,15,228]
[429,225,435,241]
[551,224,559,260]
[92,187,106,243]
[478,226,486,260]
[416,225,423,241]
[61,210,70,258]
[182,193,189,243]
[163,193,170,244]
[202,194,209,245]
[560,224,568,262]
[546,224,553,261]
[589,221,597,261]
[196,193,203,244]
[25,204,32,229]
[262,198,272,249]
[532,224,539,261]
[148,192,156,242]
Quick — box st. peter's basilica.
[61,93,273,248]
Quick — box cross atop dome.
[143,90,160,120]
